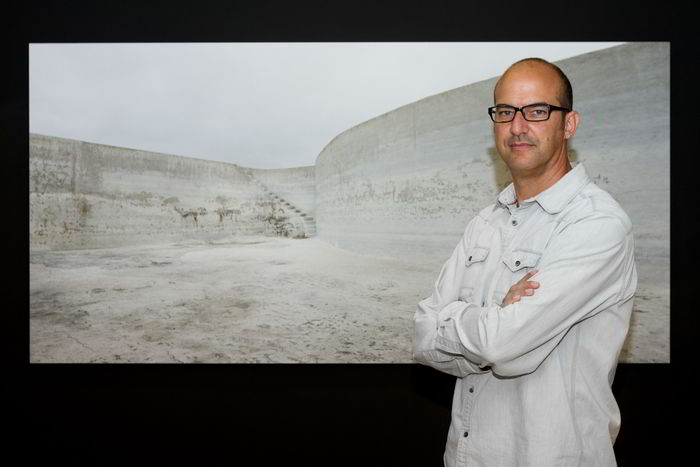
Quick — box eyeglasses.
[487,103,571,123]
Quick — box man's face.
[493,63,577,177]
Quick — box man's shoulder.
[456,203,501,242]
[475,202,500,221]
[563,181,633,234]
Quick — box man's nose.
[509,110,529,135]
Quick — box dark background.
[25,363,678,466]
[12,2,690,465]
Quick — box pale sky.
[29,42,624,169]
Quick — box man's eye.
[525,106,549,118]
[498,110,513,116]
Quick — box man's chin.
[501,152,536,169]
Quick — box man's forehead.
[494,63,562,104]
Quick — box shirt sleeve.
[413,217,489,377]
[433,213,637,377]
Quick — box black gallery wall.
[15,2,689,466]
[25,363,678,466]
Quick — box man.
[413,58,637,467]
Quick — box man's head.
[491,58,580,183]
[494,58,573,111]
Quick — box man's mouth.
[509,141,535,150]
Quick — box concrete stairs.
[245,172,317,237]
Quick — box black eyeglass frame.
[487,103,572,123]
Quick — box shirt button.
[469,387,474,393]
[468,255,472,261]
[511,219,518,226]
[463,431,469,438]
[515,260,521,267]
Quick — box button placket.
[461,376,481,451]
[459,381,479,461]
[510,207,519,226]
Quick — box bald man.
[413,58,637,467]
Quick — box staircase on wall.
[245,172,317,237]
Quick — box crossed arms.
[413,212,636,378]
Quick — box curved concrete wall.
[315,43,670,276]
[31,42,669,274]
[30,134,317,249]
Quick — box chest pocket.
[502,249,542,273]
[459,246,490,301]
[492,249,543,305]
[465,246,490,267]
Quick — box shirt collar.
[497,163,591,214]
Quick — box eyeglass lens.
[492,104,551,122]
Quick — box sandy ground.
[29,236,669,363]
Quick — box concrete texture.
[30,134,317,250]
[29,42,669,363]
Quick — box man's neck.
[512,156,572,201]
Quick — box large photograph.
[29,42,669,364]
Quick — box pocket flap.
[503,250,542,272]
[465,247,490,266]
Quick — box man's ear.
[564,110,580,140]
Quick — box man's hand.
[502,270,540,306]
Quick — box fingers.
[518,280,539,297]
[503,294,521,306]
[521,269,539,282]
[514,280,540,293]
[503,270,541,306]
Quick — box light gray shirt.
[414,163,637,467]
